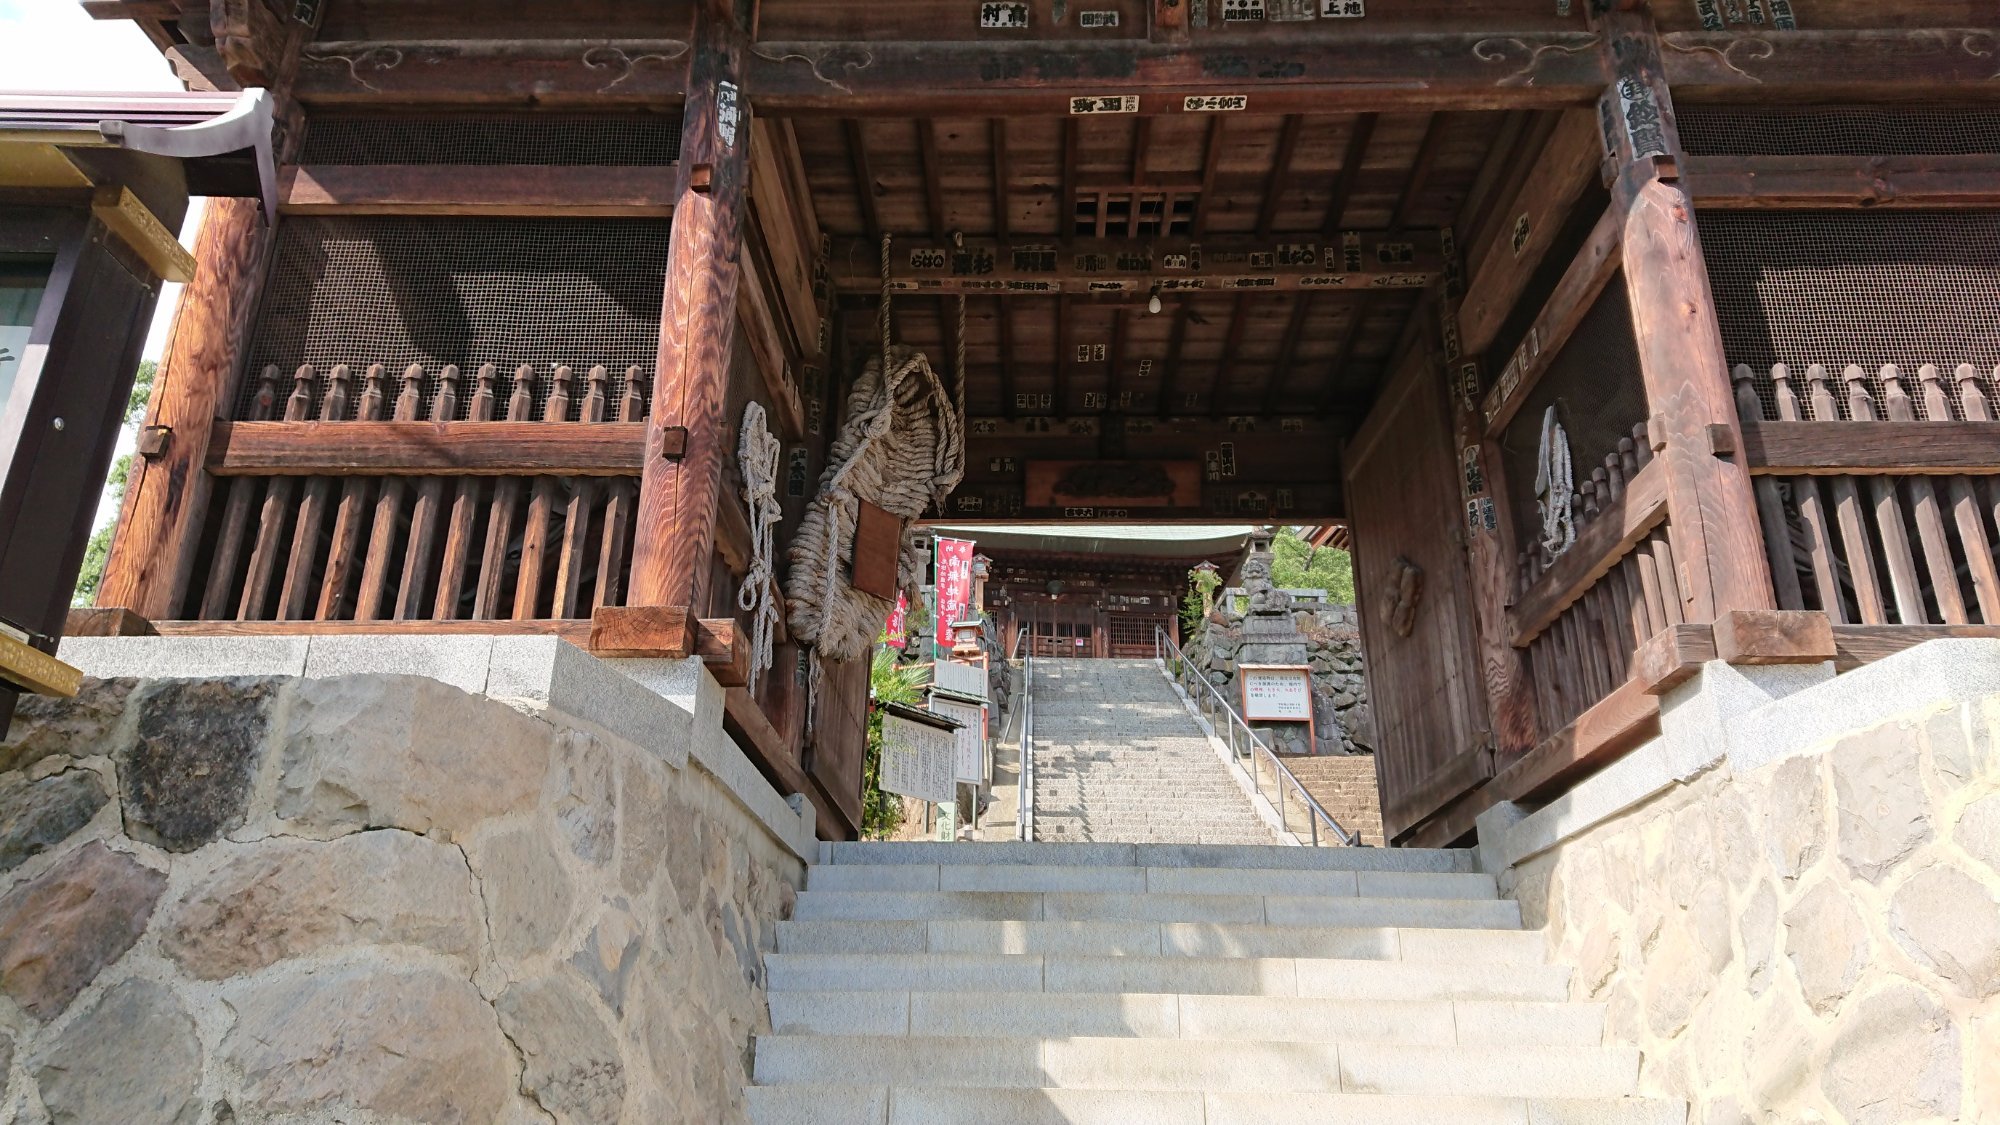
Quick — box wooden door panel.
[1344,342,1491,841]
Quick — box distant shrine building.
[0,0,1996,844]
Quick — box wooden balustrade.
[186,361,648,624]
[1511,422,1677,737]
[1734,362,2000,628]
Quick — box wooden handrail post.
[623,0,755,623]
[1599,5,1774,623]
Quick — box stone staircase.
[746,841,1681,1124]
[1028,659,1278,845]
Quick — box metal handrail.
[1016,648,1035,841]
[1154,626,1359,847]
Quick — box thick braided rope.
[735,400,784,693]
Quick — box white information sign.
[1240,664,1314,722]
[933,657,987,701]
[930,695,988,785]
[880,712,955,802]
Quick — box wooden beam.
[1484,672,1660,805]
[1831,624,2000,673]
[296,39,693,106]
[1685,154,2000,210]
[1631,622,1719,696]
[1508,457,1669,647]
[90,186,194,282]
[63,607,156,637]
[1317,295,1373,414]
[1457,109,1602,358]
[1711,609,1835,666]
[1055,295,1072,417]
[590,604,694,657]
[1660,28,2000,101]
[205,420,645,476]
[1192,117,1225,237]
[1741,421,2000,475]
[745,33,1607,117]
[1382,745,1493,842]
[157,617,597,647]
[628,0,755,615]
[1479,197,1622,437]
[839,233,1442,296]
[1605,8,1772,624]
[278,164,677,217]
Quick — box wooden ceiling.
[798,108,1512,420]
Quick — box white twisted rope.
[736,400,784,694]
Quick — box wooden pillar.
[622,0,755,624]
[1441,259,1537,756]
[98,21,307,621]
[1602,6,1774,622]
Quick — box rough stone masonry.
[0,673,802,1124]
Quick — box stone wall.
[1487,645,2000,1124]
[1189,603,1372,756]
[0,662,806,1125]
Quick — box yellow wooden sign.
[0,632,81,698]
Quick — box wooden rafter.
[1107,306,1129,408]
[1130,116,1154,239]
[1207,293,1251,419]
[1054,295,1071,418]
[1256,114,1305,240]
[1321,113,1377,236]
[989,118,1009,240]
[1319,295,1374,414]
[996,295,1017,420]
[1191,117,1226,237]
[843,119,880,243]
[1389,112,1449,235]
[1061,118,1079,243]
[1264,293,1316,417]
[917,118,945,239]
[1157,305,1191,420]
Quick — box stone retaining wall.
[0,668,805,1124]
[1189,604,1373,756]
[1488,645,2000,1124]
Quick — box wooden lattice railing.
[190,361,646,624]
[1734,362,2000,629]
[1509,422,1675,737]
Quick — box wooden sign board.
[850,498,903,600]
[933,657,987,700]
[929,692,988,785]
[1025,460,1201,509]
[879,706,956,802]
[1239,664,1315,746]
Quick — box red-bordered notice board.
[1238,664,1316,749]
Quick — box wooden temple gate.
[57,0,2000,842]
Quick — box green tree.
[1270,528,1354,604]
[71,360,155,605]
[862,642,926,839]
[1180,565,1220,637]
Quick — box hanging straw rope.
[736,400,784,693]
[789,233,966,701]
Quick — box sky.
[0,0,200,532]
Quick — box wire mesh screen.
[241,216,669,421]
[1678,105,2000,157]
[1498,276,1648,553]
[300,114,682,166]
[1701,210,2000,421]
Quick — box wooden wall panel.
[1345,340,1490,841]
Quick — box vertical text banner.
[886,591,908,646]
[934,537,977,649]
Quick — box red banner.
[934,537,976,650]
[886,592,908,646]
